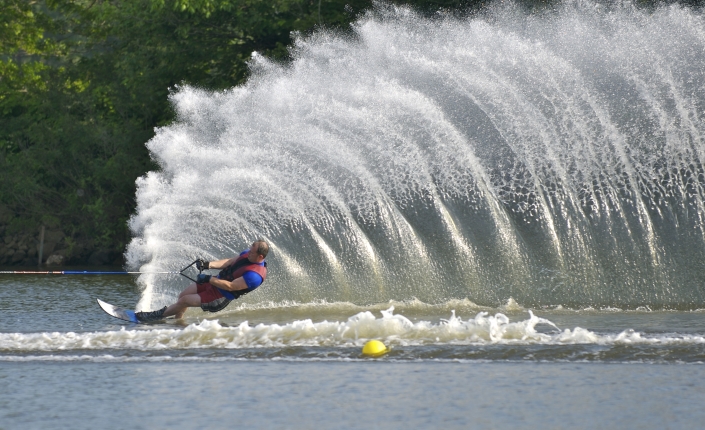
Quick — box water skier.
[135,240,268,322]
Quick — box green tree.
[0,0,372,263]
[11,0,688,264]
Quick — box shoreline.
[0,228,123,267]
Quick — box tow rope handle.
[178,259,204,283]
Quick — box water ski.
[97,298,140,323]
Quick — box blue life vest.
[216,251,267,300]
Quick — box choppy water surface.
[2,274,705,364]
[2,274,705,429]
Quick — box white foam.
[3,308,704,352]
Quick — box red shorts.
[197,283,231,312]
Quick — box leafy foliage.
[4,0,686,262]
[0,0,375,261]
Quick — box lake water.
[1,273,704,429]
[4,1,705,428]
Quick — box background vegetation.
[0,0,700,265]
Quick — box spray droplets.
[128,2,705,309]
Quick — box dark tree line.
[0,0,700,263]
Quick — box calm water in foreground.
[1,273,704,429]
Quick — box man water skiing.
[135,240,269,322]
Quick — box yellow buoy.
[362,340,388,357]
